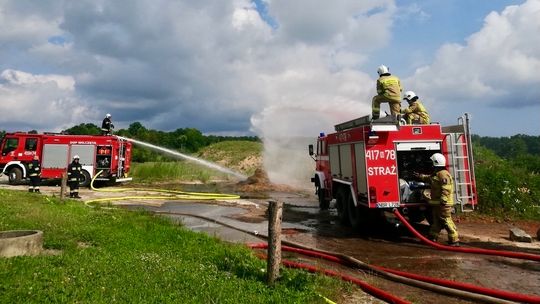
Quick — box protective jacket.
[101,118,114,133]
[420,169,454,206]
[402,99,430,124]
[67,161,83,182]
[376,74,402,101]
[28,159,41,177]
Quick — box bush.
[474,145,540,219]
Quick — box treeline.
[62,122,259,162]
[472,134,540,158]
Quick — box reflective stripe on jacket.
[28,160,41,177]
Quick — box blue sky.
[374,0,525,74]
[0,0,538,138]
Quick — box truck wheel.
[336,188,350,225]
[8,167,23,185]
[315,180,330,210]
[79,170,91,187]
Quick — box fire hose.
[153,211,536,304]
[249,243,540,304]
[392,208,540,262]
[84,177,540,303]
[85,170,240,207]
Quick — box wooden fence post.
[60,172,67,202]
[267,200,283,286]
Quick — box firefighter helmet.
[377,65,389,76]
[73,155,80,160]
[106,113,111,118]
[404,91,417,101]
[430,153,446,167]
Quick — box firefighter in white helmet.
[28,155,41,193]
[372,65,402,120]
[401,91,430,125]
[67,155,83,198]
[101,113,114,135]
[415,153,459,246]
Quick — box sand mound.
[236,167,295,193]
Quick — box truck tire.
[315,179,330,210]
[335,188,350,225]
[79,170,91,187]
[8,167,23,185]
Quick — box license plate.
[376,202,400,208]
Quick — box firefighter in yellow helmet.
[372,65,402,120]
[401,91,430,124]
[415,153,460,246]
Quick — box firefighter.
[67,155,82,199]
[101,113,114,135]
[372,65,402,120]
[27,155,41,193]
[401,91,430,125]
[415,153,460,246]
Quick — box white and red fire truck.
[309,114,477,228]
[0,132,132,187]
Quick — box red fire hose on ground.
[282,259,411,304]
[392,208,540,262]
[154,211,540,303]
[249,243,540,304]
[250,244,411,304]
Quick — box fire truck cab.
[309,114,476,228]
[0,132,132,187]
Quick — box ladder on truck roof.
[334,115,399,132]
[442,113,477,212]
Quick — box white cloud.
[406,0,540,112]
[0,69,92,131]
[0,0,398,183]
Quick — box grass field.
[130,140,263,183]
[0,189,346,303]
[130,161,227,183]
[197,141,262,176]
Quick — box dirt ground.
[2,174,538,249]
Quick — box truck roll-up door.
[339,144,353,179]
[354,143,367,194]
[70,145,95,166]
[329,145,340,177]
[42,144,68,169]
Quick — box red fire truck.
[0,132,132,187]
[309,114,476,228]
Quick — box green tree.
[63,123,101,135]
[127,122,147,137]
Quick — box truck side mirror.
[308,144,314,156]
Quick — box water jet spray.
[116,136,247,180]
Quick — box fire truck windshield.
[2,138,18,155]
